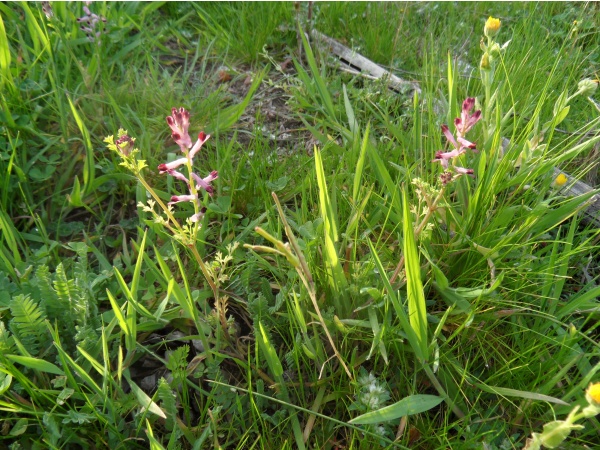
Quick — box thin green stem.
[423,364,465,419]
[189,245,219,303]
[136,174,183,234]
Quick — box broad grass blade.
[4,355,64,376]
[402,189,429,361]
[349,394,443,424]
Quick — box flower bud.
[480,52,491,71]
[484,16,501,38]
[488,42,501,58]
[480,37,487,52]
[115,134,134,156]
[577,78,598,97]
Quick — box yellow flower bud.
[554,173,568,187]
[485,16,501,38]
[480,52,491,71]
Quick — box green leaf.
[9,418,28,436]
[298,25,335,118]
[68,176,83,207]
[352,123,370,202]
[67,95,94,192]
[0,372,12,395]
[0,13,15,93]
[209,69,266,132]
[475,383,569,405]
[343,84,358,136]
[367,240,424,362]
[124,371,167,419]
[314,147,347,293]
[62,410,95,425]
[106,289,130,337]
[257,322,283,379]
[349,395,443,424]
[402,189,428,361]
[5,354,64,375]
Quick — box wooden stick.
[310,28,420,94]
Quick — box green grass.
[1,2,600,449]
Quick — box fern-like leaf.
[157,377,177,432]
[36,264,60,319]
[9,294,49,355]
[0,321,15,354]
[53,263,76,310]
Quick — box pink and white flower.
[160,107,217,222]
[454,97,482,138]
[432,98,480,181]
[166,107,193,150]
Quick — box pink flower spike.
[188,132,211,159]
[192,170,218,196]
[158,157,189,173]
[166,107,193,150]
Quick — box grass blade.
[4,355,64,376]
[402,188,428,361]
[314,147,347,294]
[349,394,443,424]
[475,383,569,405]
[257,322,306,450]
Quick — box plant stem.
[423,364,465,419]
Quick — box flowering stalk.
[479,16,508,142]
[105,108,220,302]
[524,383,600,450]
[390,98,481,284]
[76,1,107,44]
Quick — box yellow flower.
[586,382,600,406]
[485,16,501,38]
[554,173,568,187]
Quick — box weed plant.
[1,2,600,449]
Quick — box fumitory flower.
[160,107,218,222]
[432,98,480,183]
[454,97,482,138]
[115,134,134,156]
[432,149,460,169]
[166,107,193,150]
[454,166,475,177]
[76,2,107,43]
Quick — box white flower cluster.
[357,372,390,411]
